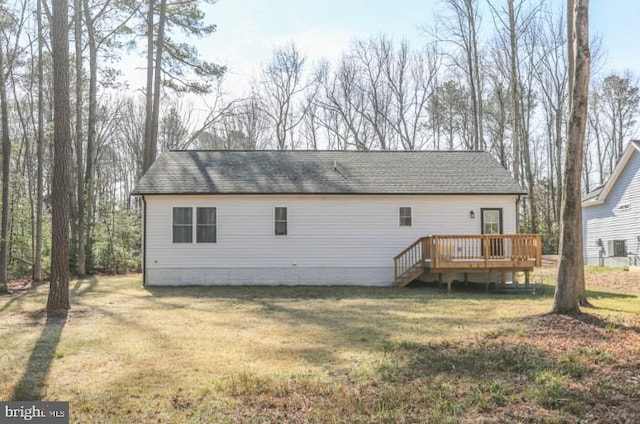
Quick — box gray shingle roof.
[131,150,526,195]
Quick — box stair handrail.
[394,237,429,282]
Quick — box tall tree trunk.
[75,0,86,277]
[508,0,521,184]
[141,0,166,171]
[142,0,156,173]
[522,134,538,233]
[555,101,563,223]
[0,36,11,293]
[47,0,72,314]
[150,0,167,157]
[553,0,589,314]
[83,0,97,274]
[470,5,484,151]
[33,0,45,283]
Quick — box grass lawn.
[1,271,639,423]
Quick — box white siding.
[143,194,519,285]
[583,151,640,266]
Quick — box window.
[608,240,627,257]
[481,209,502,235]
[197,207,216,243]
[173,207,192,243]
[275,207,287,236]
[399,207,412,227]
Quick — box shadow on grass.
[585,288,637,299]
[12,311,67,400]
[143,282,550,303]
[571,311,640,335]
[70,277,99,299]
[143,284,438,301]
[0,292,29,313]
[1,277,101,314]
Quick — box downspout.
[516,195,522,233]
[142,196,147,286]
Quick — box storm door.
[481,208,503,257]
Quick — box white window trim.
[172,207,193,244]
[171,206,218,245]
[274,206,288,237]
[399,207,412,227]
[196,207,217,243]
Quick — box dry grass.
[0,271,639,423]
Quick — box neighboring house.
[132,150,530,286]
[582,140,640,266]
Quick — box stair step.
[394,266,424,287]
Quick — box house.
[131,150,540,287]
[582,140,640,266]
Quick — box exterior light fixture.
[470,210,475,219]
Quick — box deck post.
[394,259,397,283]
[421,238,429,262]
[431,237,438,268]
[485,271,490,293]
[483,236,490,265]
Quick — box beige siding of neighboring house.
[143,194,519,286]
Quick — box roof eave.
[582,141,640,207]
[131,191,527,196]
[581,198,603,208]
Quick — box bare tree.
[382,41,440,150]
[435,0,485,150]
[535,6,568,231]
[314,57,374,150]
[553,0,589,314]
[259,43,309,150]
[483,49,510,167]
[350,37,395,150]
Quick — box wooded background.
[0,0,635,282]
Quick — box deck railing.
[393,234,542,283]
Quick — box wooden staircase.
[394,263,425,287]
[393,238,428,287]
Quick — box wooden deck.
[393,234,542,288]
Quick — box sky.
[122,0,640,98]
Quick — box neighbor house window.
[608,240,627,257]
[173,207,193,243]
[197,207,216,243]
[275,207,287,236]
[399,207,412,227]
